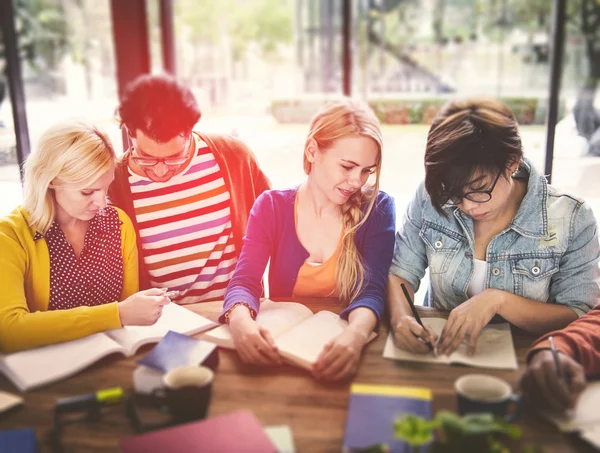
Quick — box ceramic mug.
[152,365,214,423]
[454,374,521,421]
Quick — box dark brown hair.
[117,74,201,143]
[425,97,523,213]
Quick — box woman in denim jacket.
[388,98,600,357]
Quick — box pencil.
[400,283,434,351]
[548,336,567,387]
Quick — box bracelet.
[223,302,257,324]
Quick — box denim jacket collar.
[506,158,548,238]
[448,158,548,239]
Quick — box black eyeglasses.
[130,135,191,167]
[444,170,502,206]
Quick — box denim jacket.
[390,159,600,316]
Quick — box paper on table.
[542,381,600,432]
[383,318,518,370]
[0,391,23,414]
[581,425,600,449]
[264,425,295,453]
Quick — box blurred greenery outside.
[0,0,599,223]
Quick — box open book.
[383,318,518,370]
[203,299,377,370]
[0,303,217,392]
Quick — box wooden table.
[0,299,595,453]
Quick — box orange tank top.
[292,193,343,298]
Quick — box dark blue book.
[0,428,37,453]
[343,384,433,453]
[137,331,218,373]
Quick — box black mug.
[152,365,214,423]
[455,374,521,422]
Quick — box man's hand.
[520,349,586,413]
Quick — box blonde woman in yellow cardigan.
[0,121,171,353]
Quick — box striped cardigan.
[108,132,271,291]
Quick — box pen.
[55,387,124,414]
[400,283,434,351]
[548,336,567,387]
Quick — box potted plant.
[393,411,541,453]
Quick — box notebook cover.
[0,428,37,453]
[137,330,219,372]
[344,384,433,453]
[120,410,277,453]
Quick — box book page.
[203,300,314,349]
[448,322,518,370]
[106,302,217,355]
[0,333,123,392]
[383,318,518,370]
[542,381,600,432]
[382,318,451,365]
[274,311,351,370]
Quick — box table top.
[0,298,594,453]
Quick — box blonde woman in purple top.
[221,100,396,381]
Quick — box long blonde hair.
[303,100,383,305]
[23,121,116,234]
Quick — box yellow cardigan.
[0,206,139,353]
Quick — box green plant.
[394,411,528,453]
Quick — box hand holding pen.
[390,283,438,355]
[520,336,587,413]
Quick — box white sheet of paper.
[581,425,600,449]
[543,381,600,432]
[0,390,23,413]
[264,425,295,453]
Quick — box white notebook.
[203,299,376,371]
[542,381,600,432]
[382,318,518,370]
[0,303,217,392]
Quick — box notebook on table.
[203,299,377,371]
[138,331,219,372]
[343,384,433,453]
[120,410,277,453]
[383,318,518,370]
[0,428,37,453]
[0,303,217,392]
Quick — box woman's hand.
[520,350,586,413]
[118,288,170,326]
[437,289,504,356]
[229,306,282,366]
[313,326,368,381]
[391,315,438,354]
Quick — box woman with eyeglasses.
[0,121,172,353]
[388,98,600,356]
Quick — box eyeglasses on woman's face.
[443,170,502,206]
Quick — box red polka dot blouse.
[34,207,124,310]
